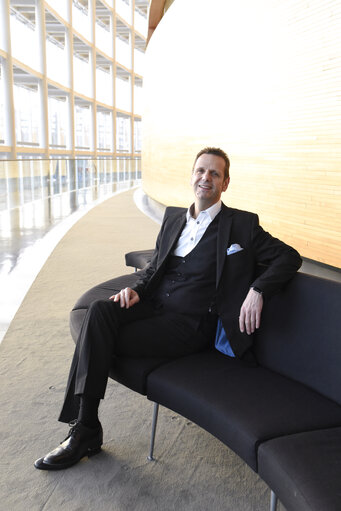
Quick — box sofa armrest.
[125,249,154,270]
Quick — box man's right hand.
[109,287,140,309]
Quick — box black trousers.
[59,298,217,423]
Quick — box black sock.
[78,395,101,429]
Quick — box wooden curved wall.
[142,0,341,267]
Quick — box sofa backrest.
[255,272,341,406]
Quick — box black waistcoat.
[152,213,219,315]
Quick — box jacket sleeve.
[250,215,302,297]
[131,210,167,299]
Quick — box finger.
[245,310,255,334]
[239,309,245,333]
[245,318,251,335]
[130,293,140,307]
[255,309,261,329]
[124,288,131,308]
[120,290,126,308]
[249,313,256,333]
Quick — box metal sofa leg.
[270,490,278,511]
[147,402,159,461]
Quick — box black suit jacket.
[133,202,302,358]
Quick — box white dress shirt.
[172,200,222,257]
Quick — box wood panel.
[141,0,341,268]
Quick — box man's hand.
[109,287,140,309]
[239,288,263,335]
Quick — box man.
[35,147,301,470]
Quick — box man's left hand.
[239,288,263,335]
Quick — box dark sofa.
[70,250,341,511]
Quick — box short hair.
[193,147,230,180]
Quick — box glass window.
[72,0,91,42]
[14,84,40,146]
[73,36,92,97]
[134,7,148,37]
[95,6,113,57]
[75,103,91,149]
[116,114,131,152]
[134,77,143,115]
[47,39,69,87]
[134,47,144,76]
[0,62,4,144]
[116,19,131,68]
[48,96,68,148]
[45,11,68,87]
[73,54,92,97]
[116,71,131,112]
[96,57,113,105]
[116,0,132,25]
[45,0,69,22]
[97,109,112,151]
[10,7,40,72]
[134,118,141,153]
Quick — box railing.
[0,157,141,213]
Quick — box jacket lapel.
[157,210,186,267]
[216,203,233,287]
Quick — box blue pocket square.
[227,243,244,255]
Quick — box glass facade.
[0,0,148,160]
[0,0,148,285]
[0,156,141,279]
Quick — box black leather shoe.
[34,421,103,470]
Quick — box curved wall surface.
[142,0,341,267]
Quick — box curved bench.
[258,427,341,511]
[70,251,341,511]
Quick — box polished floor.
[0,180,139,342]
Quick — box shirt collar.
[187,200,222,222]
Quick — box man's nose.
[202,170,211,181]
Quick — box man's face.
[191,153,229,208]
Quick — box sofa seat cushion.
[258,427,341,511]
[147,350,341,471]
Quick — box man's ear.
[222,177,230,192]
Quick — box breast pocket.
[225,248,254,276]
